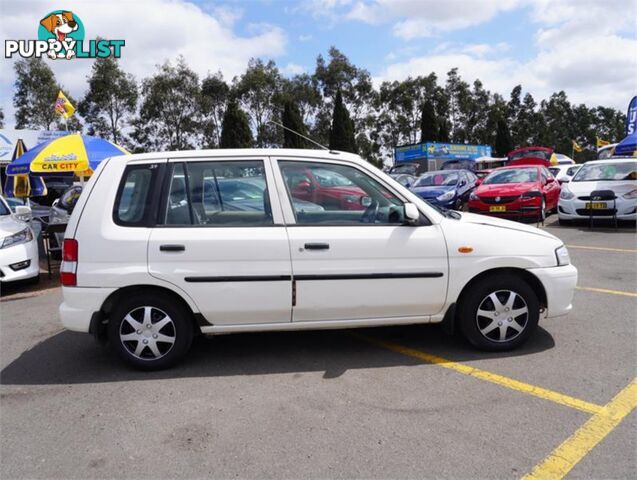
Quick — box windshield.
[572,162,637,182]
[312,168,354,187]
[548,167,561,176]
[414,172,459,187]
[509,149,551,161]
[483,168,538,184]
[390,164,417,175]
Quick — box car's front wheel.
[458,275,540,351]
[108,293,194,370]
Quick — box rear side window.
[162,160,273,226]
[114,164,159,226]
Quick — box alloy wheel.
[475,290,529,342]
[119,306,176,360]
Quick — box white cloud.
[346,0,522,39]
[281,63,306,75]
[0,0,287,127]
[298,34,313,42]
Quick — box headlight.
[521,190,542,198]
[469,191,479,201]
[560,187,575,200]
[437,190,455,201]
[0,228,33,249]
[623,189,637,199]
[555,245,570,266]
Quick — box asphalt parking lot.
[1,217,635,479]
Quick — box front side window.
[280,161,405,225]
[163,160,273,226]
[114,165,157,226]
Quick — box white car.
[549,164,581,184]
[59,149,578,369]
[558,158,637,224]
[0,196,39,284]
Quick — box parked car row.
[0,195,40,284]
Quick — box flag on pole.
[572,140,583,153]
[55,90,75,119]
[596,137,610,148]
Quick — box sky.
[1,0,636,129]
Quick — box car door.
[273,158,449,323]
[147,157,292,325]
[541,167,561,209]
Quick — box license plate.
[585,202,607,209]
[489,206,506,212]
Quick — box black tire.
[453,198,463,211]
[537,198,547,223]
[458,274,540,351]
[108,292,194,370]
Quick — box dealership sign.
[394,142,492,162]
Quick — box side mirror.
[297,180,312,191]
[459,180,467,187]
[547,177,555,183]
[404,203,419,225]
[560,178,570,184]
[14,205,32,222]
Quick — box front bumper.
[59,286,117,332]
[558,197,637,221]
[528,264,578,318]
[0,239,39,283]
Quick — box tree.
[78,56,137,144]
[220,100,253,148]
[445,68,472,142]
[329,90,356,153]
[235,58,281,147]
[507,85,522,146]
[494,114,513,157]
[281,100,307,148]
[0,107,4,128]
[131,57,201,151]
[14,58,60,129]
[420,99,438,143]
[200,72,230,148]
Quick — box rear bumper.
[59,286,116,332]
[527,264,578,318]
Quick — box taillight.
[61,239,78,286]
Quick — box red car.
[284,165,367,210]
[468,165,561,221]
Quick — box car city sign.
[4,10,125,60]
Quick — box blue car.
[410,169,478,210]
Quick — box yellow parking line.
[576,286,637,298]
[354,335,603,415]
[566,245,637,254]
[522,379,637,480]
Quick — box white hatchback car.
[558,158,637,224]
[0,196,39,284]
[59,149,577,369]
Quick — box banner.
[627,95,637,136]
[394,142,492,163]
[0,129,67,161]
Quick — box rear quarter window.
[113,164,161,226]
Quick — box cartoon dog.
[40,11,78,59]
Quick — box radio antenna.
[269,120,329,151]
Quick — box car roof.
[494,164,541,170]
[583,158,636,165]
[121,149,365,165]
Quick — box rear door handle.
[304,243,330,250]
[160,244,185,252]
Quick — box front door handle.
[160,244,185,252]
[304,243,330,250]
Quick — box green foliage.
[78,56,137,145]
[201,72,230,148]
[14,58,63,130]
[282,100,307,148]
[131,57,201,152]
[495,113,513,157]
[420,99,438,143]
[0,107,4,129]
[220,100,253,148]
[329,90,357,153]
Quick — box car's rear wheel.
[108,293,193,370]
[538,198,547,222]
[458,275,540,351]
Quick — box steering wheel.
[361,200,380,223]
